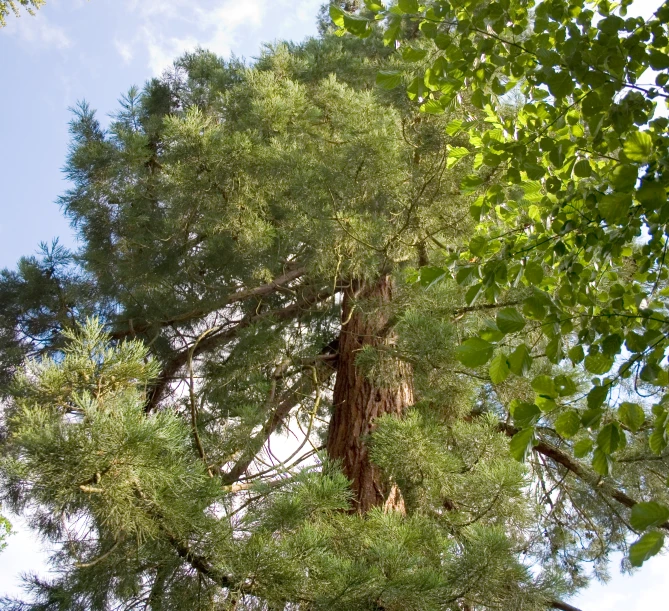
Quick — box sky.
[1,0,669,608]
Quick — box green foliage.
[5,4,669,605]
[0,0,44,26]
[332,0,669,568]
[0,507,11,553]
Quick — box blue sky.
[0,0,325,269]
[1,0,668,608]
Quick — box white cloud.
[123,0,323,76]
[570,551,669,610]
[3,13,71,50]
[114,39,135,64]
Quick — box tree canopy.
[0,0,45,27]
[1,1,669,610]
[332,0,669,567]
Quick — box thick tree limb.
[146,285,340,412]
[550,600,583,611]
[499,423,669,531]
[112,267,307,340]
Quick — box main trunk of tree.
[326,275,413,513]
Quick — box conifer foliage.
[0,5,668,610]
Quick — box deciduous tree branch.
[499,423,669,531]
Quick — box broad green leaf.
[568,345,585,364]
[465,282,483,305]
[587,385,608,409]
[602,334,623,357]
[554,410,581,438]
[509,427,536,462]
[456,265,478,286]
[618,402,645,433]
[343,14,371,37]
[421,99,445,114]
[479,320,504,342]
[489,353,510,384]
[573,159,592,177]
[598,193,631,225]
[581,408,604,429]
[531,375,557,398]
[496,308,526,334]
[445,120,464,136]
[446,146,470,168]
[402,46,428,62]
[597,423,621,455]
[630,502,669,531]
[611,164,639,191]
[329,5,345,26]
[509,344,533,376]
[623,131,653,162]
[469,235,488,257]
[574,438,593,458]
[592,447,611,475]
[584,353,614,375]
[636,181,665,208]
[397,0,419,13]
[525,261,544,285]
[629,532,665,567]
[649,50,669,70]
[545,70,574,98]
[649,425,667,455]
[511,401,541,428]
[376,70,402,89]
[455,338,494,368]
[364,0,385,10]
[418,266,446,286]
[554,375,577,397]
[536,395,557,413]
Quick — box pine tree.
[1,15,665,611]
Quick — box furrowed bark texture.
[327,275,413,513]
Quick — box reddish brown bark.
[327,275,413,513]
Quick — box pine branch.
[111,266,308,340]
[499,423,669,531]
[146,285,341,412]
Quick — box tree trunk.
[326,275,413,513]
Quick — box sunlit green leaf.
[629,532,664,567]
[554,410,581,438]
[623,131,653,162]
[489,353,510,384]
[509,344,533,376]
[618,402,645,433]
[376,70,402,89]
[496,308,526,334]
[584,353,614,375]
[574,438,593,458]
[455,338,494,368]
[597,423,622,455]
[630,502,669,531]
[532,375,557,398]
[509,427,536,462]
